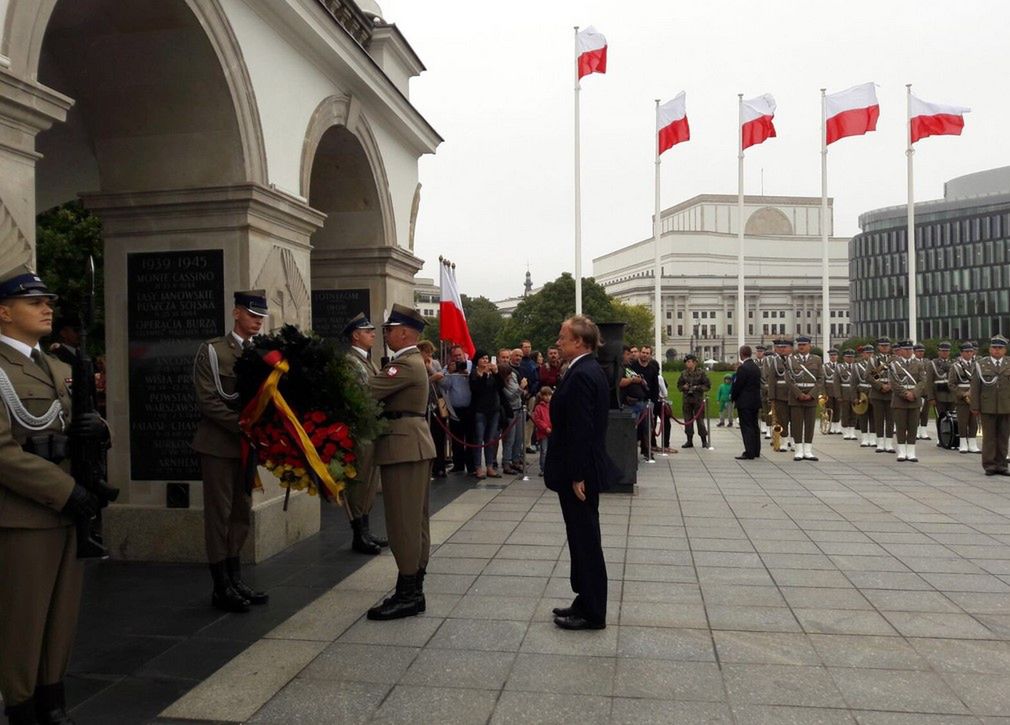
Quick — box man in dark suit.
[731,345,762,460]
[544,315,617,631]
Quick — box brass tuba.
[851,391,869,416]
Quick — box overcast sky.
[380,0,1010,302]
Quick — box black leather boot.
[361,514,388,548]
[226,557,268,605]
[210,561,250,613]
[5,698,39,725]
[351,518,381,555]
[367,574,420,620]
[416,567,426,613]
[34,682,73,725]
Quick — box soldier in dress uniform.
[888,340,926,462]
[366,304,436,620]
[341,313,388,556]
[823,348,841,434]
[786,335,823,461]
[0,265,108,725]
[764,339,794,451]
[949,341,980,454]
[970,335,1010,476]
[854,344,876,447]
[925,341,955,446]
[677,354,710,449]
[837,348,858,440]
[192,290,270,613]
[869,337,896,453]
[755,345,770,438]
[912,343,931,440]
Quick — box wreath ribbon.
[240,350,344,503]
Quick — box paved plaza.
[159,425,1010,724]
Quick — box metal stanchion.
[645,401,654,463]
[658,401,668,457]
[521,410,530,481]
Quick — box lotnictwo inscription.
[311,288,370,340]
[127,250,224,481]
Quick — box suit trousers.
[557,485,608,624]
[892,406,917,444]
[872,399,894,440]
[789,404,816,444]
[201,454,251,563]
[956,402,978,439]
[738,406,761,458]
[0,525,82,706]
[773,400,791,439]
[980,414,1010,473]
[381,460,431,575]
[346,442,379,520]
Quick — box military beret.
[0,264,58,300]
[843,348,856,356]
[876,337,892,345]
[234,289,268,317]
[959,341,975,351]
[938,342,952,351]
[991,335,1008,348]
[382,303,426,332]
[896,339,914,349]
[341,312,375,338]
[684,353,698,362]
[796,335,811,344]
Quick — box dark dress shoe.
[681,441,694,448]
[226,557,268,605]
[367,575,421,620]
[552,605,576,617]
[5,698,40,725]
[210,561,250,613]
[735,454,754,460]
[986,470,999,476]
[351,518,382,555]
[362,515,388,548]
[34,682,75,725]
[998,469,1010,476]
[554,614,605,630]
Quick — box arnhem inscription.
[311,288,370,339]
[128,250,224,481]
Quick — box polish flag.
[576,26,607,79]
[910,95,970,143]
[741,94,777,150]
[825,82,879,145]
[658,92,690,154]
[439,263,475,358]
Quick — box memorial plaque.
[311,288,370,339]
[127,250,225,480]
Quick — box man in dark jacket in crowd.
[731,345,763,459]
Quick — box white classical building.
[0,0,440,560]
[593,194,851,361]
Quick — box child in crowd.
[717,374,734,427]
[532,386,553,475]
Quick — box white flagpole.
[653,99,662,354]
[574,26,583,315]
[736,93,745,353]
[820,88,830,352]
[906,84,917,342]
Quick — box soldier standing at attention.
[913,343,931,440]
[0,266,108,724]
[193,290,270,613]
[869,337,896,453]
[855,345,876,447]
[367,304,436,620]
[765,339,794,452]
[823,348,841,435]
[786,335,823,461]
[949,342,980,454]
[888,340,926,462]
[341,313,388,556]
[925,341,955,446]
[677,354,710,449]
[755,345,771,439]
[971,335,1010,476]
[837,348,858,440]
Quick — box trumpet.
[818,394,832,435]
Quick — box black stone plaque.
[127,250,225,480]
[311,288,370,339]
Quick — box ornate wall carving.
[254,245,311,330]
[0,199,33,268]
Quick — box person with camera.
[0,265,109,725]
[439,345,473,473]
[469,350,502,478]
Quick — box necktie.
[31,348,55,386]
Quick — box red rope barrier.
[432,410,522,449]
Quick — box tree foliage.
[610,299,656,349]
[421,294,505,355]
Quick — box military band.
[887,340,925,462]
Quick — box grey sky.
[381,0,1009,301]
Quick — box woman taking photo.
[469,350,501,478]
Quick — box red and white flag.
[439,264,475,358]
[658,92,689,154]
[741,94,776,149]
[910,95,970,143]
[576,26,607,79]
[825,82,879,145]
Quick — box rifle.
[70,256,119,559]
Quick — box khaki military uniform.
[786,353,823,449]
[970,356,1010,474]
[823,360,840,428]
[853,359,874,441]
[369,346,436,575]
[0,342,82,708]
[763,354,792,448]
[192,334,250,563]
[888,357,925,446]
[676,367,710,445]
[869,353,895,450]
[346,348,380,520]
[925,357,954,423]
[756,355,771,434]
[836,361,856,435]
[949,357,979,447]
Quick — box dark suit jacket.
[544,355,618,494]
[731,358,762,410]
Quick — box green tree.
[460,294,504,353]
[610,300,655,349]
[495,273,612,352]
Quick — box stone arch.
[745,206,793,236]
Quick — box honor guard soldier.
[765,339,794,451]
[755,345,771,438]
[888,340,926,462]
[786,335,823,460]
[949,341,980,453]
[0,266,108,725]
[341,313,388,555]
[823,348,841,434]
[912,343,931,440]
[837,348,858,439]
[970,335,1010,476]
[869,337,896,453]
[854,345,876,447]
[925,342,955,445]
[677,354,710,448]
[192,290,270,613]
[367,304,436,620]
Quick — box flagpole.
[906,83,917,343]
[653,99,662,354]
[573,26,583,315]
[820,88,830,352]
[736,93,745,354]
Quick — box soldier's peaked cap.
[0,264,58,300]
[755,345,766,352]
[938,341,952,351]
[876,337,892,345]
[913,343,926,351]
[796,335,812,344]
[383,303,426,332]
[828,347,839,354]
[896,339,914,349]
[960,341,976,351]
[341,312,375,338]
[234,289,268,317]
[843,348,856,356]
[991,335,1008,348]
[861,344,875,353]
